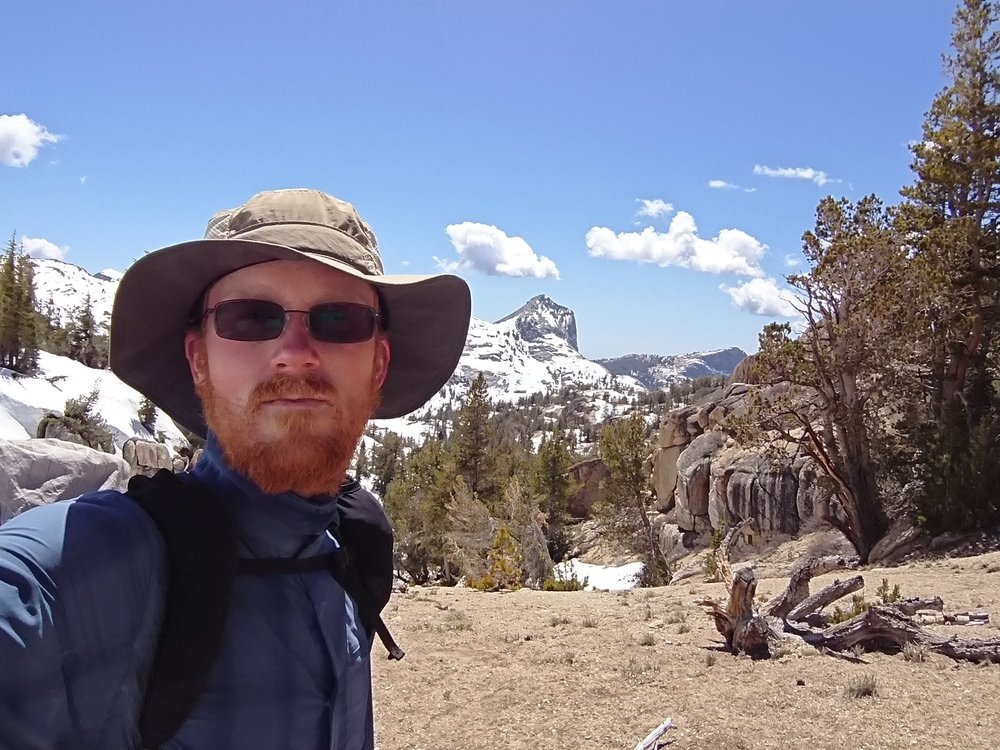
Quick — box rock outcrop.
[0,438,130,523]
[123,438,177,477]
[568,457,608,519]
[652,383,822,543]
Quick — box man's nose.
[271,311,320,370]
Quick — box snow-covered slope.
[596,347,748,390]
[32,258,120,329]
[0,351,187,450]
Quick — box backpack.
[125,469,403,750]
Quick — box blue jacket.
[0,435,375,750]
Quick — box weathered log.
[764,555,859,619]
[699,566,795,657]
[786,575,864,622]
[892,596,944,616]
[791,605,1000,663]
[702,552,999,664]
[710,517,753,586]
[632,717,677,750]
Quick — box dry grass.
[373,547,1000,750]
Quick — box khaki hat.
[110,188,472,437]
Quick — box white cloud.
[708,179,756,193]
[21,236,68,260]
[783,254,802,267]
[753,164,834,186]
[439,222,559,279]
[635,198,674,219]
[0,114,61,167]
[586,211,766,277]
[720,277,800,317]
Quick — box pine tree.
[138,396,158,434]
[597,413,670,586]
[67,292,102,368]
[742,196,906,562]
[15,253,40,374]
[383,439,457,583]
[897,0,1000,529]
[454,372,498,500]
[0,236,20,369]
[531,427,579,561]
[371,431,406,497]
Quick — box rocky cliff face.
[652,383,826,544]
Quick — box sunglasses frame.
[203,298,383,344]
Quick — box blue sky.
[2,1,957,360]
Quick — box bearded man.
[0,189,471,750]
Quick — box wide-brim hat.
[110,188,471,437]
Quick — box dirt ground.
[373,535,1000,750]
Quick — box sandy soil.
[373,539,1000,750]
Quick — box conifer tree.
[0,236,21,369]
[371,431,406,497]
[897,0,1000,529]
[67,292,103,368]
[383,439,456,583]
[454,371,498,500]
[138,396,158,434]
[597,413,670,586]
[531,426,579,561]
[15,253,40,374]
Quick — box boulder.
[651,518,689,563]
[0,438,131,524]
[122,438,174,478]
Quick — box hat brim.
[110,238,471,437]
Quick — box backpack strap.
[126,470,239,750]
[235,551,405,661]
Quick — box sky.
[1,1,959,360]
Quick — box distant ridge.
[595,347,748,390]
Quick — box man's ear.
[374,335,391,389]
[185,330,208,386]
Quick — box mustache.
[249,373,337,406]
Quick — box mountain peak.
[496,295,579,351]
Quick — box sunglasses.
[204,299,382,343]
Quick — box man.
[0,188,472,749]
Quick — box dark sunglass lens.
[309,303,376,343]
[215,300,286,341]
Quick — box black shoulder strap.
[232,476,405,661]
[335,478,395,618]
[126,470,239,750]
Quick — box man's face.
[184,259,390,496]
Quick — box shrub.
[639,632,656,647]
[843,673,879,699]
[543,566,588,592]
[40,387,114,453]
[467,524,524,591]
[875,578,901,604]
[902,642,927,662]
[830,594,869,624]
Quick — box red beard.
[195,357,380,497]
